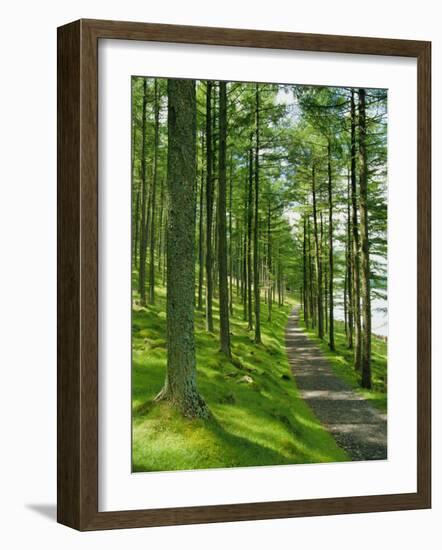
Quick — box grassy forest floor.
[131,273,349,472]
[299,312,388,412]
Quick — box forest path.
[285,308,387,461]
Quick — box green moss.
[132,279,349,472]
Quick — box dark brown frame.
[57,18,431,531]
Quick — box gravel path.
[285,308,387,461]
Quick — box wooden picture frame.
[57,18,431,530]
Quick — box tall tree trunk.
[312,163,324,339]
[157,175,164,275]
[346,172,354,349]
[267,200,272,322]
[211,85,219,297]
[351,89,362,370]
[321,212,328,334]
[138,78,148,305]
[344,265,348,336]
[307,216,315,328]
[133,183,140,267]
[156,78,208,418]
[253,84,262,344]
[324,269,328,332]
[162,212,167,285]
[213,196,219,294]
[229,153,234,316]
[358,88,372,389]
[247,146,254,330]
[149,78,159,304]
[236,229,241,298]
[303,215,309,328]
[276,258,280,306]
[327,140,335,350]
[197,132,205,310]
[131,86,139,268]
[217,81,231,358]
[205,82,214,332]
[242,182,248,320]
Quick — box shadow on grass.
[132,402,292,472]
[131,277,349,471]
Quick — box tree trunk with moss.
[247,145,254,331]
[312,163,324,339]
[267,200,272,322]
[307,216,315,328]
[205,81,214,332]
[229,153,234,316]
[346,172,354,349]
[302,215,309,328]
[358,88,372,389]
[133,184,140,266]
[327,140,335,350]
[197,132,205,311]
[157,175,165,276]
[148,78,159,305]
[138,78,148,305]
[242,180,248,320]
[351,89,362,370]
[217,81,231,357]
[156,79,208,419]
[253,84,262,344]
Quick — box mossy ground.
[299,310,388,412]
[132,274,348,472]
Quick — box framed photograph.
[57,19,431,530]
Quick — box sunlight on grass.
[131,272,348,472]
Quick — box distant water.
[334,297,388,338]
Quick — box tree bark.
[312,163,324,339]
[161,211,167,285]
[156,78,208,418]
[351,89,362,370]
[307,216,315,328]
[321,212,327,334]
[205,82,214,332]
[211,86,219,297]
[253,84,262,344]
[148,78,159,304]
[229,153,234,316]
[157,175,164,275]
[197,131,205,311]
[344,264,348,335]
[327,140,335,350]
[358,88,372,389]
[267,200,272,322]
[133,183,140,267]
[346,171,354,349]
[217,81,231,357]
[247,146,254,330]
[131,82,140,268]
[303,215,309,328]
[242,183,248,321]
[138,78,148,305]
